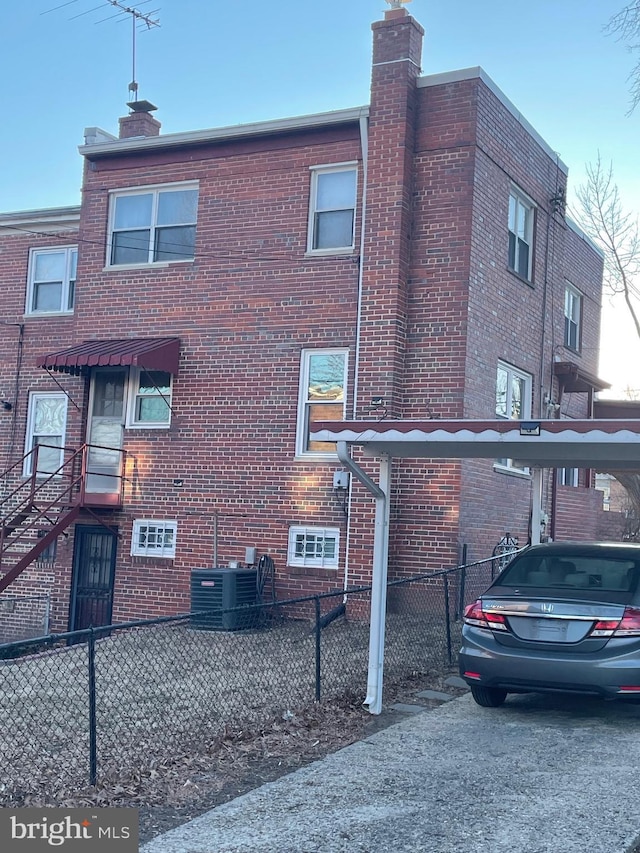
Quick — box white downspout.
[531,467,543,545]
[343,111,370,597]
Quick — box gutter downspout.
[338,441,390,714]
[343,111,370,598]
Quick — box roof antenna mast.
[102,0,160,105]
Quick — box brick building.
[0,6,608,633]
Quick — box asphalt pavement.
[140,686,640,853]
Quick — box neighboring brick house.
[0,6,608,632]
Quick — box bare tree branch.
[573,155,640,339]
[607,1,640,112]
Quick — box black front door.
[69,526,117,631]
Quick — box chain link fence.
[0,553,507,803]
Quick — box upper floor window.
[564,283,583,351]
[508,189,534,281]
[108,184,198,266]
[296,349,348,457]
[495,361,532,473]
[26,247,77,315]
[307,166,357,253]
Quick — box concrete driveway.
[140,690,640,853]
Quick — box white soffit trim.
[0,206,80,234]
[79,106,370,158]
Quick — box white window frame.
[495,361,533,474]
[131,519,177,559]
[559,467,579,487]
[508,188,535,281]
[26,246,77,315]
[306,163,357,255]
[296,348,348,459]
[23,392,68,477]
[288,526,340,569]
[564,283,582,352]
[107,181,198,268]
[125,367,173,429]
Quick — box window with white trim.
[26,247,77,314]
[495,361,533,472]
[558,467,579,487]
[307,166,357,252]
[127,368,172,427]
[564,283,582,351]
[288,526,340,569]
[23,393,68,476]
[131,519,177,558]
[108,183,198,266]
[508,189,534,281]
[296,349,348,457]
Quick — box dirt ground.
[43,671,465,845]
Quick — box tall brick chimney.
[118,99,161,139]
[358,5,424,418]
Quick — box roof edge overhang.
[79,106,369,160]
[554,361,610,393]
[312,418,640,471]
[37,337,180,376]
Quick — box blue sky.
[1,0,638,391]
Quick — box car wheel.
[470,685,507,707]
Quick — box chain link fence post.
[88,627,97,786]
[314,597,321,702]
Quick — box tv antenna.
[100,1,160,103]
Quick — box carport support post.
[336,443,389,714]
[364,454,391,714]
[531,468,543,546]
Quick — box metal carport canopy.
[310,418,640,716]
[311,418,640,470]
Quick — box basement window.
[288,526,339,569]
[131,520,177,558]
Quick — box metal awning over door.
[36,337,180,375]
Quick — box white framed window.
[131,519,177,558]
[495,361,533,473]
[564,283,582,351]
[307,165,357,253]
[296,349,348,457]
[23,393,68,476]
[108,183,198,266]
[508,189,534,281]
[559,467,579,487]
[26,247,77,315]
[126,368,172,427]
[288,526,340,569]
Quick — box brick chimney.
[118,100,161,139]
[357,5,424,418]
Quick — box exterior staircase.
[0,443,124,594]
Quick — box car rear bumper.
[459,626,640,699]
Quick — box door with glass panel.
[86,369,125,494]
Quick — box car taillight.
[592,607,640,638]
[463,599,508,631]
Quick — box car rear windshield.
[498,553,640,594]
